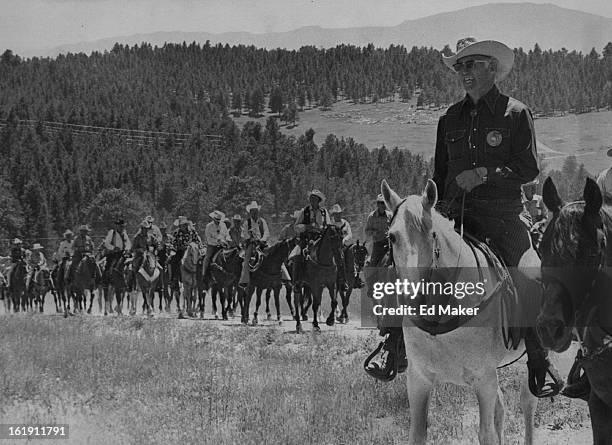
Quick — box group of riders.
[1,190,363,314]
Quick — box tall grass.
[0,316,589,444]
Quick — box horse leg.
[274,286,281,322]
[311,287,322,332]
[301,287,312,321]
[474,371,501,445]
[264,289,272,321]
[220,286,228,320]
[212,286,218,319]
[293,285,303,333]
[520,371,537,445]
[406,366,434,445]
[326,284,337,327]
[284,283,294,318]
[252,287,261,326]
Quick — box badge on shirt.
[486,130,503,147]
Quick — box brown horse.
[293,225,344,333]
[135,250,162,317]
[536,177,612,444]
[8,261,28,312]
[335,240,368,324]
[71,254,103,314]
[30,267,56,313]
[210,247,242,322]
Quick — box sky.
[1,0,611,54]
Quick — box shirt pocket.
[444,129,467,161]
[484,127,511,161]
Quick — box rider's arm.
[260,219,270,243]
[103,230,114,251]
[342,220,352,245]
[123,231,132,251]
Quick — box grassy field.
[234,100,612,177]
[0,314,591,444]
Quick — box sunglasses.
[452,59,490,73]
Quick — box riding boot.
[364,326,407,381]
[525,327,562,398]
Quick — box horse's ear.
[583,177,602,216]
[542,177,563,215]
[381,180,402,213]
[422,179,438,212]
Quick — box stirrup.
[528,363,563,398]
[561,350,591,401]
[363,340,399,382]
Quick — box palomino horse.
[71,254,103,314]
[179,242,200,318]
[381,179,540,445]
[135,250,162,317]
[246,239,292,325]
[210,247,242,322]
[536,177,612,444]
[293,225,343,333]
[336,240,368,324]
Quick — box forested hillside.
[0,41,610,247]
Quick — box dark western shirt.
[432,85,539,201]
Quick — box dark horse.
[71,254,103,313]
[336,240,368,324]
[293,225,343,333]
[8,261,28,312]
[30,267,57,313]
[209,247,242,321]
[245,239,292,325]
[536,177,612,445]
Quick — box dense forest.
[0,41,610,249]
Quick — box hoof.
[301,314,308,321]
[326,317,335,327]
[313,324,321,333]
[200,312,204,319]
[178,312,185,319]
[104,311,108,316]
[252,317,258,326]
[87,308,92,314]
[266,313,272,321]
[228,309,234,318]
[223,314,228,321]
[296,324,303,334]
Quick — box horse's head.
[382,179,457,280]
[536,176,607,352]
[353,240,368,270]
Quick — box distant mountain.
[24,3,612,58]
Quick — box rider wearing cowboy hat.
[330,204,353,247]
[26,243,48,290]
[364,194,392,267]
[68,225,95,280]
[202,210,232,280]
[6,238,26,288]
[239,201,270,286]
[131,218,157,273]
[228,214,245,249]
[102,218,132,285]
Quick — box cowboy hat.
[232,214,243,221]
[329,204,343,214]
[12,238,22,244]
[246,201,261,212]
[32,243,44,250]
[209,210,224,221]
[145,215,155,223]
[140,219,152,229]
[308,189,326,203]
[442,37,514,81]
[78,224,91,232]
[63,229,73,237]
[173,215,188,226]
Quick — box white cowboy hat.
[12,238,22,244]
[329,204,343,214]
[442,37,515,81]
[246,201,261,212]
[63,229,73,237]
[78,224,91,232]
[308,189,326,203]
[232,214,243,221]
[140,219,152,229]
[32,243,44,250]
[209,210,224,221]
[173,215,188,226]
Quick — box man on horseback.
[56,230,74,274]
[7,238,26,288]
[132,219,158,274]
[364,195,392,267]
[367,38,558,398]
[291,190,333,287]
[330,204,352,291]
[201,211,231,281]
[26,243,48,291]
[69,225,95,280]
[239,201,270,287]
[228,215,245,249]
[102,219,131,286]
